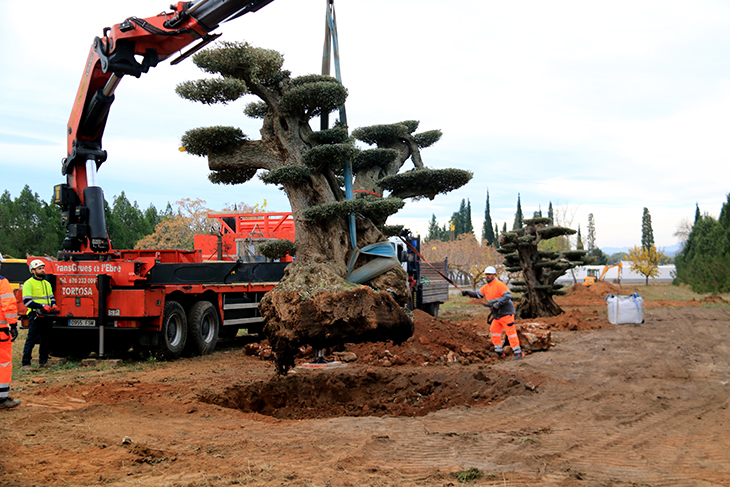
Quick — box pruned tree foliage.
[259,166,312,186]
[177,41,470,373]
[181,126,247,157]
[499,217,592,319]
[176,77,248,105]
[379,168,473,201]
[257,239,296,261]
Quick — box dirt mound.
[340,309,495,366]
[247,308,561,366]
[700,295,728,304]
[558,281,619,306]
[199,366,536,419]
[519,308,609,331]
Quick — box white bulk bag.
[604,293,644,325]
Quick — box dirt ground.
[1,283,729,486]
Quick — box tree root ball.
[260,263,414,374]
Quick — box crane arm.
[56,0,274,254]
[599,262,622,281]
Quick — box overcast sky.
[1,0,729,250]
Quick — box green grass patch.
[628,283,730,303]
[451,467,483,483]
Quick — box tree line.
[675,195,730,293]
[425,191,609,264]
[0,186,237,258]
[423,193,690,287]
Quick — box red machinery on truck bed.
[195,212,295,262]
[24,0,280,359]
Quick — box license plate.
[68,319,95,327]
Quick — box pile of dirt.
[338,309,496,366]
[518,308,609,331]
[558,281,619,306]
[244,305,610,370]
[699,295,728,304]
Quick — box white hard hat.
[29,259,45,270]
[485,266,497,274]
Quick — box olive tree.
[498,217,592,319]
[177,42,471,372]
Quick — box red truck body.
[18,212,292,359]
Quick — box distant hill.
[601,243,682,257]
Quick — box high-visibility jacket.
[478,278,516,319]
[0,276,16,400]
[22,276,55,315]
[0,276,18,327]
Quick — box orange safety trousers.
[0,331,11,399]
[490,315,521,354]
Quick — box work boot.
[0,397,21,409]
[38,363,49,369]
[491,350,505,359]
[21,365,35,372]
[513,351,524,361]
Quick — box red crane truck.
[22,0,282,359]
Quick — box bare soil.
[1,283,729,486]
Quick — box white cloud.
[2,0,730,249]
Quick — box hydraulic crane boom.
[55,0,274,254]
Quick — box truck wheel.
[187,301,219,355]
[48,330,94,359]
[159,301,187,359]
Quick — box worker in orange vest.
[463,266,523,360]
[0,252,21,408]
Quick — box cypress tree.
[547,201,554,225]
[512,194,524,230]
[719,194,730,229]
[482,190,496,245]
[587,213,596,251]
[641,207,654,250]
[576,225,584,250]
[465,199,473,235]
[426,214,441,241]
[694,203,700,223]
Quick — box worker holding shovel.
[463,266,523,360]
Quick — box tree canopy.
[627,244,666,285]
[641,207,655,250]
[512,193,524,230]
[0,186,63,258]
[675,195,730,293]
[177,40,472,372]
[0,186,164,259]
[499,216,591,318]
[482,190,497,246]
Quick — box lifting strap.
[321,1,398,283]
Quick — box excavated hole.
[199,367,535,420]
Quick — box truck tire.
[48,329,94,359]
[186,301,219,356]
[159,301,187,359]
